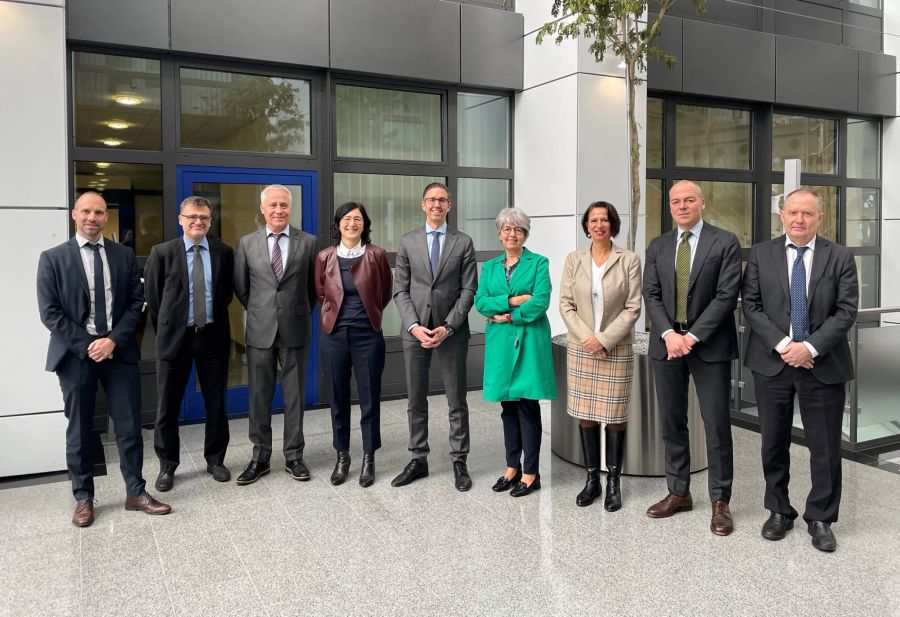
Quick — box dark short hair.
[422,182,451,201]
[179,196,212,213]
[581,201,621,238]
[331,202,372,246]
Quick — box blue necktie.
[789,245,809,341]
[89,243,108,335]
[430,231,442,277]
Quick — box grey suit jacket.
[742,235,858,384]
[642,222,742,362]
[393,226,477,342]
[234,225,317,349]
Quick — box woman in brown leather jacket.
[315,202,392,488]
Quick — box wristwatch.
[443,323,455,337]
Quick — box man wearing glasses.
[144,196,235,491]
[392,182,478,491]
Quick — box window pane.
[645,179,663,240]
[647,98,663,169]
[849,0,880,8]
[458,93,509,168]
[772,114,837,174]
[468,262,487,334]
[846,187,879,248]
[333,173,444,252]
[675,105,750,169]
[694,181,753,247]
[180,68,311,154]
[336,85,441,162]
[847,118,880,179]
[73,52,161,150]
[456,179,509,251]
[855,255,878,309]
[74,162,163,256]
[771,184,838,241]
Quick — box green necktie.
[675,230,692,323]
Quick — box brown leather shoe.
[646,492,693,518]
[710,500,734,536]
[72,499,94,527]
[124,493,172,515]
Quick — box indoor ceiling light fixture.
[106,120,130,130]
[101,138,123,147]
[114,94,142,106]
[95,172,106,176]
[96,162,111,168]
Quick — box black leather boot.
[576,425,602,507]
[604,427,625,512]
[330,451,351,486]
[359,453,375,488]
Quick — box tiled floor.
[1,396,898,617]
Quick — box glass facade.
[456,178,510,251]
[675,104,751,170]
[772,114,837,174]
[458,93,509,168]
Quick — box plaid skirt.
[566,340,635,423]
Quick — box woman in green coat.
[474,207,556,497]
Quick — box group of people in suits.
[38,178,857,552]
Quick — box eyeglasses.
[423,197,451,206]
[181,215,211,223]
[500,226,527,236]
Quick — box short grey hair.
[260,184,292,205]
[784,187,824,213]
[179,196,211,213]
[495,207,530,238]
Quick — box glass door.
[175,166,319,419]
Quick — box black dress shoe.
[285,459,311,481]
[155,469,175,492]
[359,453,375,488]
[236,461,270,485]
[761,511,794,541]
[491,469,522,492]
[206,464,231,482]
[391,459,429,487]
[331,452,351,485]
[510,474,541,498]
[808,521,837,552]
[453,461,472,492]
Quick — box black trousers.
[56,352,145,501]
[500,398,542,475]
[754,367,846,523]
[652,354,734,502]
[154,328,230,470]
[320,324,385,454]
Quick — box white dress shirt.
[337,240,366,258]
[591,261,606,333]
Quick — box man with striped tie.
[742,188,858,552]
[234,185,318,485]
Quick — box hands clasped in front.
[411,325,450,348]
[663,331,696,360]
[87,337,115,362]
[780,341,814,369]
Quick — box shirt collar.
[677,220,704,238]
[266,225,289,237]
[76,233,104,248]
[785,235,817,251]
[183,235,210,252]
[336,240,366,258]
[425,221,448,235]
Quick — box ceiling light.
[96,162,111,168]
[101,138,123,147]
[95,172,106,176]
[106,120,130,130]
[114,94,142,106]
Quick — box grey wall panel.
[647,15,683,93]
[331,0,460,83]
[460,4,522,89]
[67,0,169,49]
[776,36,858,113]
[682,21,775,102]
[171,0,329,67]
[773,0,841,45]
[663,0,760,31]
[858,52,896,117]
[844,12,882,53]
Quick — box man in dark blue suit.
[743,188,858,552]
[37,191,171,527]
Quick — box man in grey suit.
[234,184,318,485]
[392,182,478,491]
[742,188,857,552]
[642,180,742,536]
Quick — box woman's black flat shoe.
[510,474,541,497]
[491,469,522,492]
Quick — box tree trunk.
[626,58,640,251]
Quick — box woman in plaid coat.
[559,201,642,511]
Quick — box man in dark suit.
[742,187,858,552]
[37,191,171,527]
[144,196,234,491]
[642,180,742,535]
[392,182,478,492]
[234,184,318,485]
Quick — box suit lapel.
[688,226,715,292]
[773,236,790,302]
[68,238,90,299]
[657,230,677,304]
[579,248,592,280]
[175,239,189,294]
[209,240,221,297]
[509,249,535,288]
[416,227,432,281]
[435,230,458,280]
[603,247,622,277]
[807,237,830,308]
[255,227,278,285]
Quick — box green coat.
[474,248,556,402]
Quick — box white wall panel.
[881,3,899,307]
[0,413,67,476]
[519,0,578,90]
[521,214,578,338]
[881,220,900,309]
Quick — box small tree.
[536,0,705,250]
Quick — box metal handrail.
[857,306,900,316]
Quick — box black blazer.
[37,237,144,372]
[742,235,858,384]
[144,236,235,361]
[642,222,742,362]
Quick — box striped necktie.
[675,231,692,323]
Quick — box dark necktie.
[192,245,207,326]
[789,245,810,341]
[430,231,442,277]
[675,230,692,323]
[270,232,284,282]
[89,243,108,335]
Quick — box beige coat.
[559,245,642,349]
